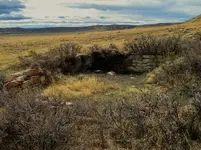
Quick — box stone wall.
[124,55,162,73]
[2,67,52,93]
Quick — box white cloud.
[0,0,201,28]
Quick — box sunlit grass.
[44,75,120,99]
[1,20,201,71]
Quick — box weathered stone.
[4,81,22,90]
[142,59,153,64]
[107,71,116,76]
[94,70,103,73]
[15,75,27,82]
[23,69,44,77]
[40,76,46,84]
[142,55,155,59]
[11,72,23,80]
[31,76,41,84]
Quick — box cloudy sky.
[0,0,201,28]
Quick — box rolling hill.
[186,14,201,23]
[0,23,178,35]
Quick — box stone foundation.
[124,55,162,73]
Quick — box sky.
[0,0,201,28]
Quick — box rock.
[107,71,116,76]
[31,76,42,84]
[130,77,135,80]
[94,70,103,73]
[11,72,23,80]
[142,55,155,59]
[15,75,27,82]
[40,76,46,84]
[23,69,44,77]
[4,81,22,90]
[142,59,153,64]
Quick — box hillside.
[0,23,178,35]
[0,25,136,35]
[0,14,201,71]
[186,14,201,23]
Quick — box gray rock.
[142,55,155,59]
[107,71,116,76]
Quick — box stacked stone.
[126,55,162,73]
[4,66,51,93]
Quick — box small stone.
[15,75,27,82]
[94,70,102,73]
[40,76,46,83]
[65,102,73,106]
[107,71,116,76]
[142,59,153,64]
[142,55,155,59]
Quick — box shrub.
[124,34,182,56]
[154,38,201,95]
[18,42,81,73]
[1,89,201,149]
[0,89,79,150]
[0,71,6,91]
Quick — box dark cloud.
[58,16,65,19]
[100,16,106,19]
[85,16,91,19]
[68,3,129,11]
[0,0,25,15]
[0,14,31,20]
[68,3,190,21]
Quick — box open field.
[1,16,201,149]
[1,20,201,71]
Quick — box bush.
[0,90,76,150]
[154,38,201,95]
[124,35,182,56]
[18,42,81,73]
[0,72,6,91]
[1,89,201,149]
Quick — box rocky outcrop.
[3,66,52,93]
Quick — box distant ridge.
[186,14,201,23]
[0,23,179,35]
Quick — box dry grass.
[44,74,120,99]
[1,20,201,71]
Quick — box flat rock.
[23,69,44,77]
[4,81,22,90]
[107,71,116,76]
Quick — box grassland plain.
[0,17,201,99]
[2,16,201,149]
[1,19,201,72]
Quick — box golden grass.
[44,75,119,99]
[1,20,201,71]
